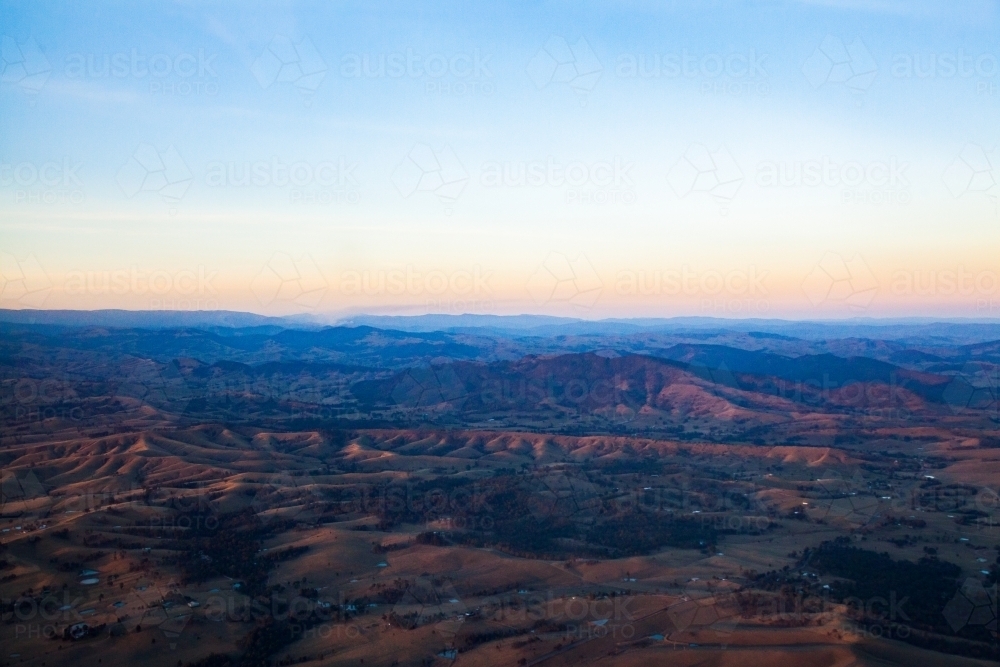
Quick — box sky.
[1,0,999,320]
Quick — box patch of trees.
[182,618,308,667]
[237,619,303,667]
[801,538,961,633]
[172,509,302,597]
[462,626,529,649]
[382,472,729,558]
[585,511,718,556]
[594,459,665,475]
[451,515,581,559]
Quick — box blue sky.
[1,0,999,319]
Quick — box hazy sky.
[2,0,999,320]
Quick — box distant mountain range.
[4,309,1000,343]
[3,311,997,441]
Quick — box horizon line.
[3,307,1000,327]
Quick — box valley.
[1,314,998,666]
